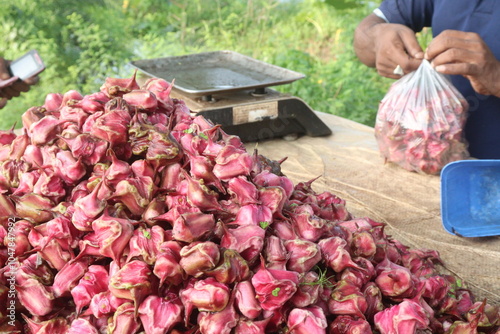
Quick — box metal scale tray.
[130,50,332,142]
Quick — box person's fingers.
[0,88,9,99]
[0,98,7,109]
[395,55,423,74]
[0,74,34,99]
[427,40,475,61]
[1,85,21,99]
[430,47,480,70]
[425,30,481,60]
[24,75,40,86]
[377,62,404,79]
[0,59,9,80]
[399,28,425,59]
[11,80,30,93]
[0,76,18,88]
[377,50,423,79]
[434,62,478,76]
[374,25,425,79]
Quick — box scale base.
[172,88,332,142]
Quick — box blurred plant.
[0,0,134,128]
[0,0,394,129]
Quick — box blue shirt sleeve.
[378,0,435,32]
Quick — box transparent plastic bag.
[374,59,470,175]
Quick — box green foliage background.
[0,0,401,130]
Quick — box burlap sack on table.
[246,111,500,305]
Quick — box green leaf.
[259,221,270,229]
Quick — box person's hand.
[425,30,500,97]
[0,57,39,109]
[370,22,424,79]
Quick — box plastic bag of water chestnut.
[374,59,470,175]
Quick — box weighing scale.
[130,50,332,142]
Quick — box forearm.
[353,13,387,68]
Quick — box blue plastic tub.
[441,160,500,237]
